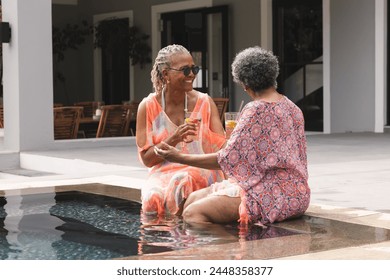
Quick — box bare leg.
[175,199,186,217]
[141,188,164,216]
[183,194,241,224]
[183,186,213,211]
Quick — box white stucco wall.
[3,0,54,151]
[330,0,376,132]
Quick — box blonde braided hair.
[150,44,190,94]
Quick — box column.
[2,0,54,151]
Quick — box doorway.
[273,0,323,131]
[93,11,134,105]
[388,1,390,125]
[101,18,130,105]
[160,6,229,98]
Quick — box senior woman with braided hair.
[155,46,310,225]
[136,44,226,217]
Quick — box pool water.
[0,190,298,260]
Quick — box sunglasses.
[168,65,200,76]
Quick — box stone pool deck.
[0,132,390,259]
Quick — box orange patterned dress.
[138,92,226,216]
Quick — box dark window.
[161,6,229,99]
[273,0,323,131]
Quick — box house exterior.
[1,0,388,153]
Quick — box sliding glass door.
[161,6,229,99]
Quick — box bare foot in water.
[175,198,187,217]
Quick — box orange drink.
[225,112,239,139]
[184,111,201,141]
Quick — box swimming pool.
[2,183,390,260]
[0,184,298,260]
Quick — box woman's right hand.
[155,141,220,170]
[154,141,182,163]
[170,122,197,145]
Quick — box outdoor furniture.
[53,106,83,140]
[78,117,100,138]
[74,101,94,118]
[212,97,229,122]
[123,101,140,136]
[96,105,133,138]
[74,101,105,137]
[74,101,104,118]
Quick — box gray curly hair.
[231,46,279,92]
[150,44,191,94]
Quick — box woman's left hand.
[154,141,182,163]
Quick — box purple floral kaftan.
[217,96,310,224]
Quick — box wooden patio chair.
[212,97,229,122]
[74,101,104,118]
[53,106,83,140]
[124,101,140,136]
[74,101,105,137]
[96,104,133,138]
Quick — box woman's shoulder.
[249,95,288,111]
[240,100,277,120]
[141,92,157,102]
[244,100,266,112]
[140,93,158,106]
[191,91,212,108]
[139,93,162,112]
[279,96,304,114]
[193,90,209,101]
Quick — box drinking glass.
[224,112,239,139]
[93,102,103,120]
[184,111,201,142]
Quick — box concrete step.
[0,151,19,170]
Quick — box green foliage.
[94,18,151,68]
[52,20,92,62]
[52,20,92,83]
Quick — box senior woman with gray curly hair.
[155,46,310,226]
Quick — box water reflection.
[51,215,140,259]
[1,191,65,259]
[0,190,304,259]
[139,214,238,251]
[138,212,300,255]
[1,189,389,260]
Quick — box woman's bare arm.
[136,100,197,168]
[154,142,221,170]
